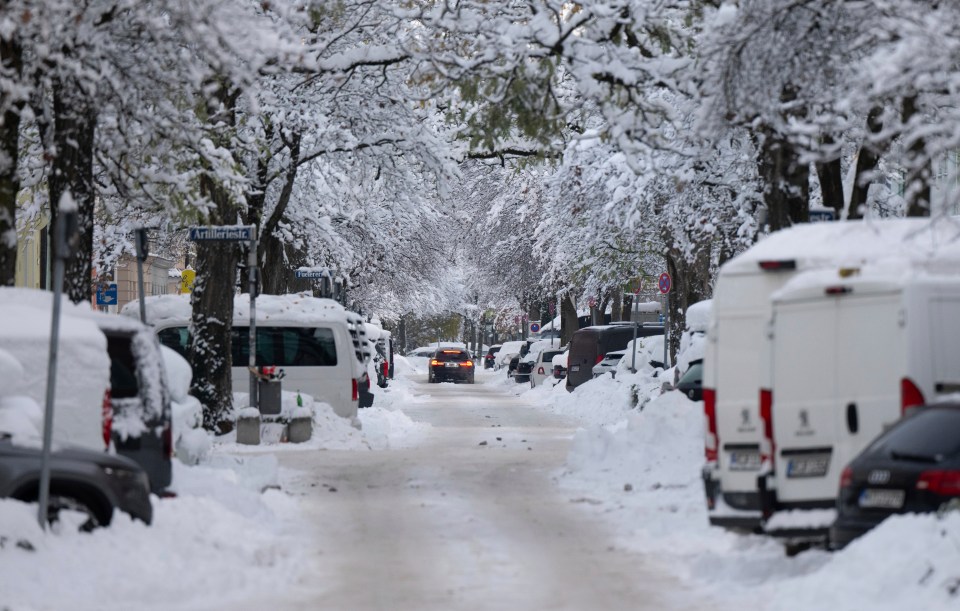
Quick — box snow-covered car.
[552,351,568,380]
[592,350,626,378]
[494,341,528,371]
[530,347,566,388]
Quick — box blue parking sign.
[96,283,118,306]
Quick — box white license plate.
[445,362,459,368]
[728,451,762,471]
[786,455,831,478]
[571,365,580,372]
[858,488,905,509]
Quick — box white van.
[702,218,955,530]
[762,261,960,537]
[129,293,361,424]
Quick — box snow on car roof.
[722,217,960,276]
[124,292,349,327]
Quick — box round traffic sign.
[658,272,672,294]
[530,323,541,333]
[634,278,643,296]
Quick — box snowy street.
[263,375,696,611]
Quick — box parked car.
[515,354,535,383]
[1,288,172,494]
[566,324,663,391]
[761,260,960,540]
[552,351,568,381]
[0,434,153,530]
[494,341,528,371]
[484,345,502,369]
[831,404,960,549]
[675,359,704,401]
[592,350,626,378]
[427,349,476,384]
[530,348,565,388]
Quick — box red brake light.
[382,361,389,378]
[538,366,545,375]
[352,379,359,402]
[704,388,718,463]
[758,260,797,271]
[916,470,960,496]
[464,361,474,367]
[759,388,775,468]
[901,377,925,415]
[839,465,853,490]
[430,359,441,366]
[102,389,113,450]
[825,286,852,296]
[595,354,605,366]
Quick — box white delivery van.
[130,293,361,424]
[762,261,960,539]
[702,218,955,530]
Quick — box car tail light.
[758,259,797,271]
[901,377,925,414]
[759,388,775,468]
[704,388,718,463]
[595,354,605,365]
[430,359,441,366]
[916,470,960,496]
[538,366,545,375]
[464,361,474,367]
[162,421,173,459]
[825,286,852,296]
[352,379,359,402]
[382,361,389,378]
[102,389,113,450]
[839,465,853,490]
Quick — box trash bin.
[256,366,284,415]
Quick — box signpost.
[295,268,334,298]
[95,282,118,306]
[180,269,196,294]
[659,272,672,369]
[134,228,149,324]
[189,225,259,409]
[529,321,541,335]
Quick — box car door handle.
[846,403,859,434]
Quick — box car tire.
[47,493,110,532]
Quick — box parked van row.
[702,218,960,546]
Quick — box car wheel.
[47,493,109,532]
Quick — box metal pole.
[248,235,258,410]
[38,216,70,529]
[631,297,638,373]
[663,293,670,369]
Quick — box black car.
[515,356,535,383]
[428,349,476,383]
[566,324,664,391]
[0,435,153,530]
[675,360,703,401]
[831,404,960,549]
[483,345,502,370]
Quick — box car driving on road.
[427,349,476,384]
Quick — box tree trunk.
[902,96,931,218]
[610,289,623,322]
[758,127,810,231]
[848,107,884,220]
[48,79,97,303]
[560,293,578,346]
[0,35,22,286]
[190,174,240,432]
[815,135,844,218]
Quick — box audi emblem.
[867,470,891,485]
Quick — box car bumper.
[829,514,886,549]
[430,369,474,382]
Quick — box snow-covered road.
[255,376,700,610]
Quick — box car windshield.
[677,361,703,386]
[870,407,960,462]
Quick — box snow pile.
[0,458,311,611]
[359,407,431,449]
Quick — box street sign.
[809,208,835,223]
[188,225,254,241]
[658,272,672,294]
[549,302,556,315]
[529,321,541,334]
[96,283,118,305]
[180,269,196,294]
[514,315,520,325]
[295,269,330,279]
[588,296,597,308]
[634,278,643,296]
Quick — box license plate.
[786,455,831,478]
[445,362,459,368]
[728,451,762,471]
[571,365,580,372]
[858,488,905,509]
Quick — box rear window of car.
[435,350,470,362]
[106,334,139,399]
[871,407,960,461]
[157,326,338,367]
[542,350,563,362]
[678,361,703,386]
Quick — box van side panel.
[928,295,960,396]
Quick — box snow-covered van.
[0,288,173,493]
[762,257,960,539]
[702,218,954,530]
[128,293,362,424]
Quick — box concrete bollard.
[236,409,261,445]
[287,416,313,443]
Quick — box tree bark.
[610,289,623,322]
[902,96,931,217]
[47,78,97,303]
[848,107,884,220]
[560,293,578,346]
[758,127,810,231]
[815,135,844,218]
[0,34,23,286]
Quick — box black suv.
[483,345,502,370]
[428,349,476,383]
